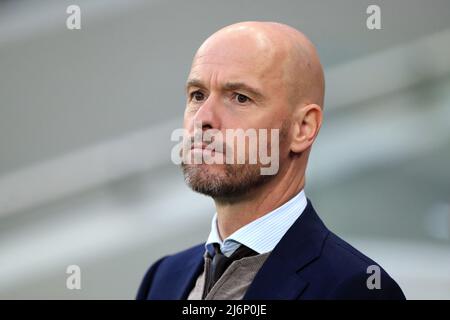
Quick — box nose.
[191,94,220,132]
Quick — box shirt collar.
[206,189,307,257]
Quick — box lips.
[191,143,208,150]
[189,143,224,155]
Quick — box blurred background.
[0,0,449,299]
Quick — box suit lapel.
[243,200,329,300]
[243,252,309,299]
[172,251,205,299]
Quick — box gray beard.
[181,120,290,203]
[181,162,273,204]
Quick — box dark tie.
[203,243,258,298]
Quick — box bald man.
[137,22,405,300]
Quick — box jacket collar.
[176,199,329,300]
[174,250,205,299]
[243,199,329,300]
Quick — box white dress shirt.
[205,189,308,257]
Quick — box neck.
[213,163,305,240]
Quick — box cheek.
[183,114,193,132]
[184,103,198,122]
[184,104,197,118]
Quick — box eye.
[190,90,205,102]
[234,93,251,104]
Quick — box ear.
[290,103,322,153]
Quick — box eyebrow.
[185,79,205,92]
[186,79,265,101]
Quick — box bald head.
[193,21,325,108]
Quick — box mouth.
[190,143,208,151]
[189,143,224,155]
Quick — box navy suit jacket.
[136,200,406,300]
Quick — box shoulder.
[309,231,406,299]
[160,243,205,266]
[135,243,204,300]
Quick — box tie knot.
[212,243,257,259]
[212,243,223,256]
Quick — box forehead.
[188,31,285,86]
